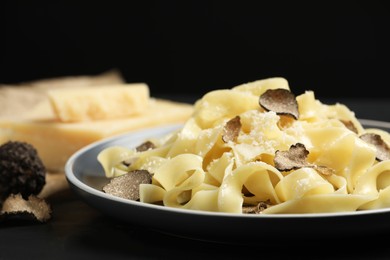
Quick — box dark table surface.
[1,96,390,260]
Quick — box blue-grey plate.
[65,119,390,244]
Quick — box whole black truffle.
[0,141,46,201]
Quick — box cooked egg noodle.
[98,78,390,214]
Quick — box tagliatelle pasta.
[97,77,390,214]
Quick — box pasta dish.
[97,77,390,214]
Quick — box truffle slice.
[0,193,52,223]
[259,88,299,119]
[102,170,152,201]
[222,116,241,143]
[242,201,270,214]
[136,141,156,152]
[274,143,309,171]
[360,133,390,161]
[340,120,358,134]
[274,143,334,175]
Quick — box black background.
[1,1,389,98]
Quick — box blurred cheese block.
[0,71,193,172]
[0,98,193,172]
[48,84,150,122]
[0,69,125,120]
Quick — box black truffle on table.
[0,141,46,201]
[0,141,51,224]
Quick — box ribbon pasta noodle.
[98,77,390,214]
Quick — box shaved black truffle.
[0,193,52,223]
[274,143,309,171]
[274,143,335,175]
[0,141,46,202]
[340,120,358,134]
[136,141,156,152]
[259,88,299,119]
[222,116,241,143]
[103,170,152,201]
[242,200,271,214]
[360,133,390,161]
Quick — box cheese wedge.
[18,69,125,89]
[0,69,125,120]
[0,98,193,172]
[48,84,150,122]
[0,71,193,172]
